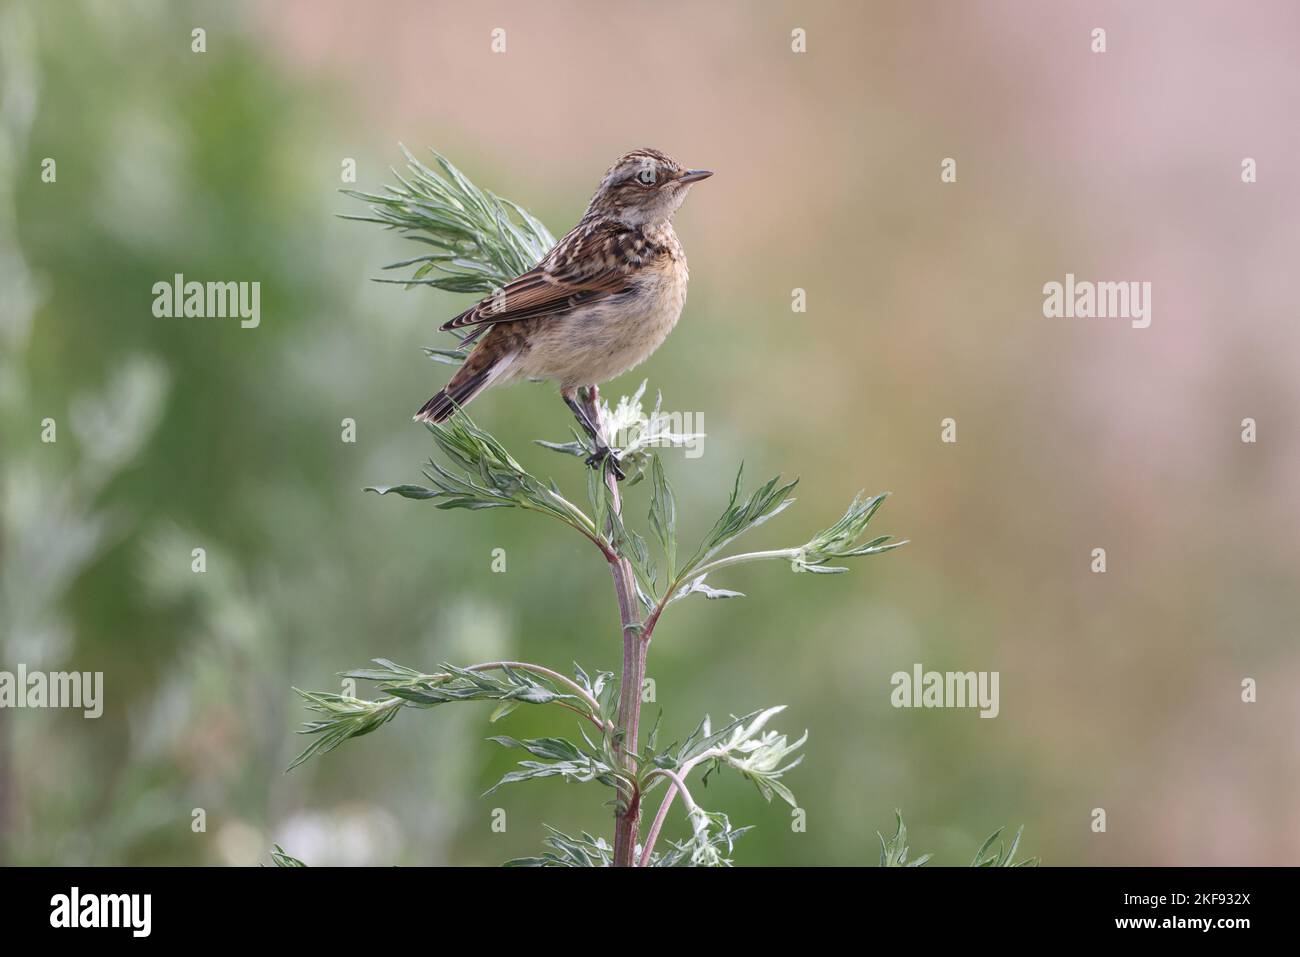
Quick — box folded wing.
[440,221,645,334]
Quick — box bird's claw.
[585,446,625,481]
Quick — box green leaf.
[503,826,613,867]
[267,844,307,867]
[488,735,585,762]
[676,711,759,765]
[970,824,1038,867]
[647,454,678,580]
[675,574,745,601]
[795,492,905,572]
[287,691,403,771]
[488,700,520,723]
[656,808,750,867]
[878,810,931,867]
[363,484,439,500]
[683,465,798,574]
[484,756,614,796]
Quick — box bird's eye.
[636,167,656,186]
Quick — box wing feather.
[439,220,650,332]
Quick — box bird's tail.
[413,349,517,424]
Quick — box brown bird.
[414,148,712,477]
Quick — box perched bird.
[414,148,712,476]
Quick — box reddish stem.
[580,386,651,868]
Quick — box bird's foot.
[585,446,625,481]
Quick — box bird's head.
[585,148,712,227]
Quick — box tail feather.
[414,372,489,424]
[413,349,517,424]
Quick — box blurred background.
[2,0,1297,866]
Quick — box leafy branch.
[364,413,608,554]
[341,145,554,297]
[289,658,611,771]
[637,707,806,866]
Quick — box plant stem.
[638,750,718,866]
[582,386,649,868]
[692,548,800,578]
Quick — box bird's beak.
[678,169,713,184]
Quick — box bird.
[413,148,712,478]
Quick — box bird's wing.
[440,222,642,333]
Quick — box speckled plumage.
[414,149,710,424]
